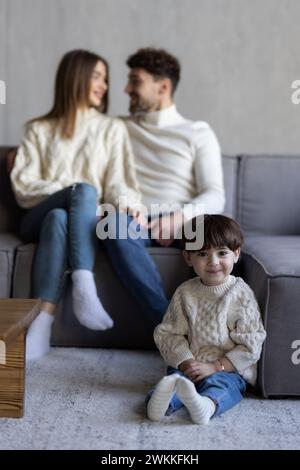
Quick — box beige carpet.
[0,348,300,450]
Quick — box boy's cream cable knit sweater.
[10,108,141,211]
[154,275,266,386]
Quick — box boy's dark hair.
[126,48,180,95]
[182,214,244,252]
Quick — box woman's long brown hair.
[29,49,109,139]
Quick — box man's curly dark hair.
[126,48,181,95]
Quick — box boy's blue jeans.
[146,368,247,418]
[20,183,98,304]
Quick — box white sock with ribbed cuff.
[176,376,216,425]
[147,374,180,421]
[26,310,54,361]
[72,269,113,330]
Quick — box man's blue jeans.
[146,368,247,418]
[101,212,171,325]
[20,183,98,304]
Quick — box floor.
[0,348,300,450]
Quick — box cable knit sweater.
[154,275,266,385]
[10,108,141,211]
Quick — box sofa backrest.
[0,148,238,234]
[222,155,238,219]
[237,154,300,235]
[0,147,300,236]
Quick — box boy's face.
[183,246,240,286]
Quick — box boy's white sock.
[147,374,179,421]
[176,376,216,425]
[72,270,113,330]
[26,310,54,361]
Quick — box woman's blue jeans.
[20,183,98,304]
[146,368,247,418]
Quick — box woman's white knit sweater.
[10,108,141,210]
[154,275,266,385]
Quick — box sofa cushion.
[0,232,23,297]
[52,247,191,349]
[238,155,300,235]
[242,234,300,396]
[12,245,191,349]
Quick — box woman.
[11,49,141,360]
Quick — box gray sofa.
[1,147,300,397]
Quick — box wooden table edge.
[0,299,41,346]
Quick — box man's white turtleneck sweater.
[123,105,225,220]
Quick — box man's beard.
[129,94,157,114]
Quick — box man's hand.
[131,210,148,228]
[179,359,217,383]
[148,211,184,246]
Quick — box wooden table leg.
[0,333,25,418]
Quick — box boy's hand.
[179,359,217,382]
[179,358,196,373]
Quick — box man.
[103,48,225,325]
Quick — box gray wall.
[1,0,300,154]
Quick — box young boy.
[146,214,266,425]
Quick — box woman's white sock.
[176,376,216,425]
[72,270,113,330]
[147,374,179,421]
[26,310,54,361]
